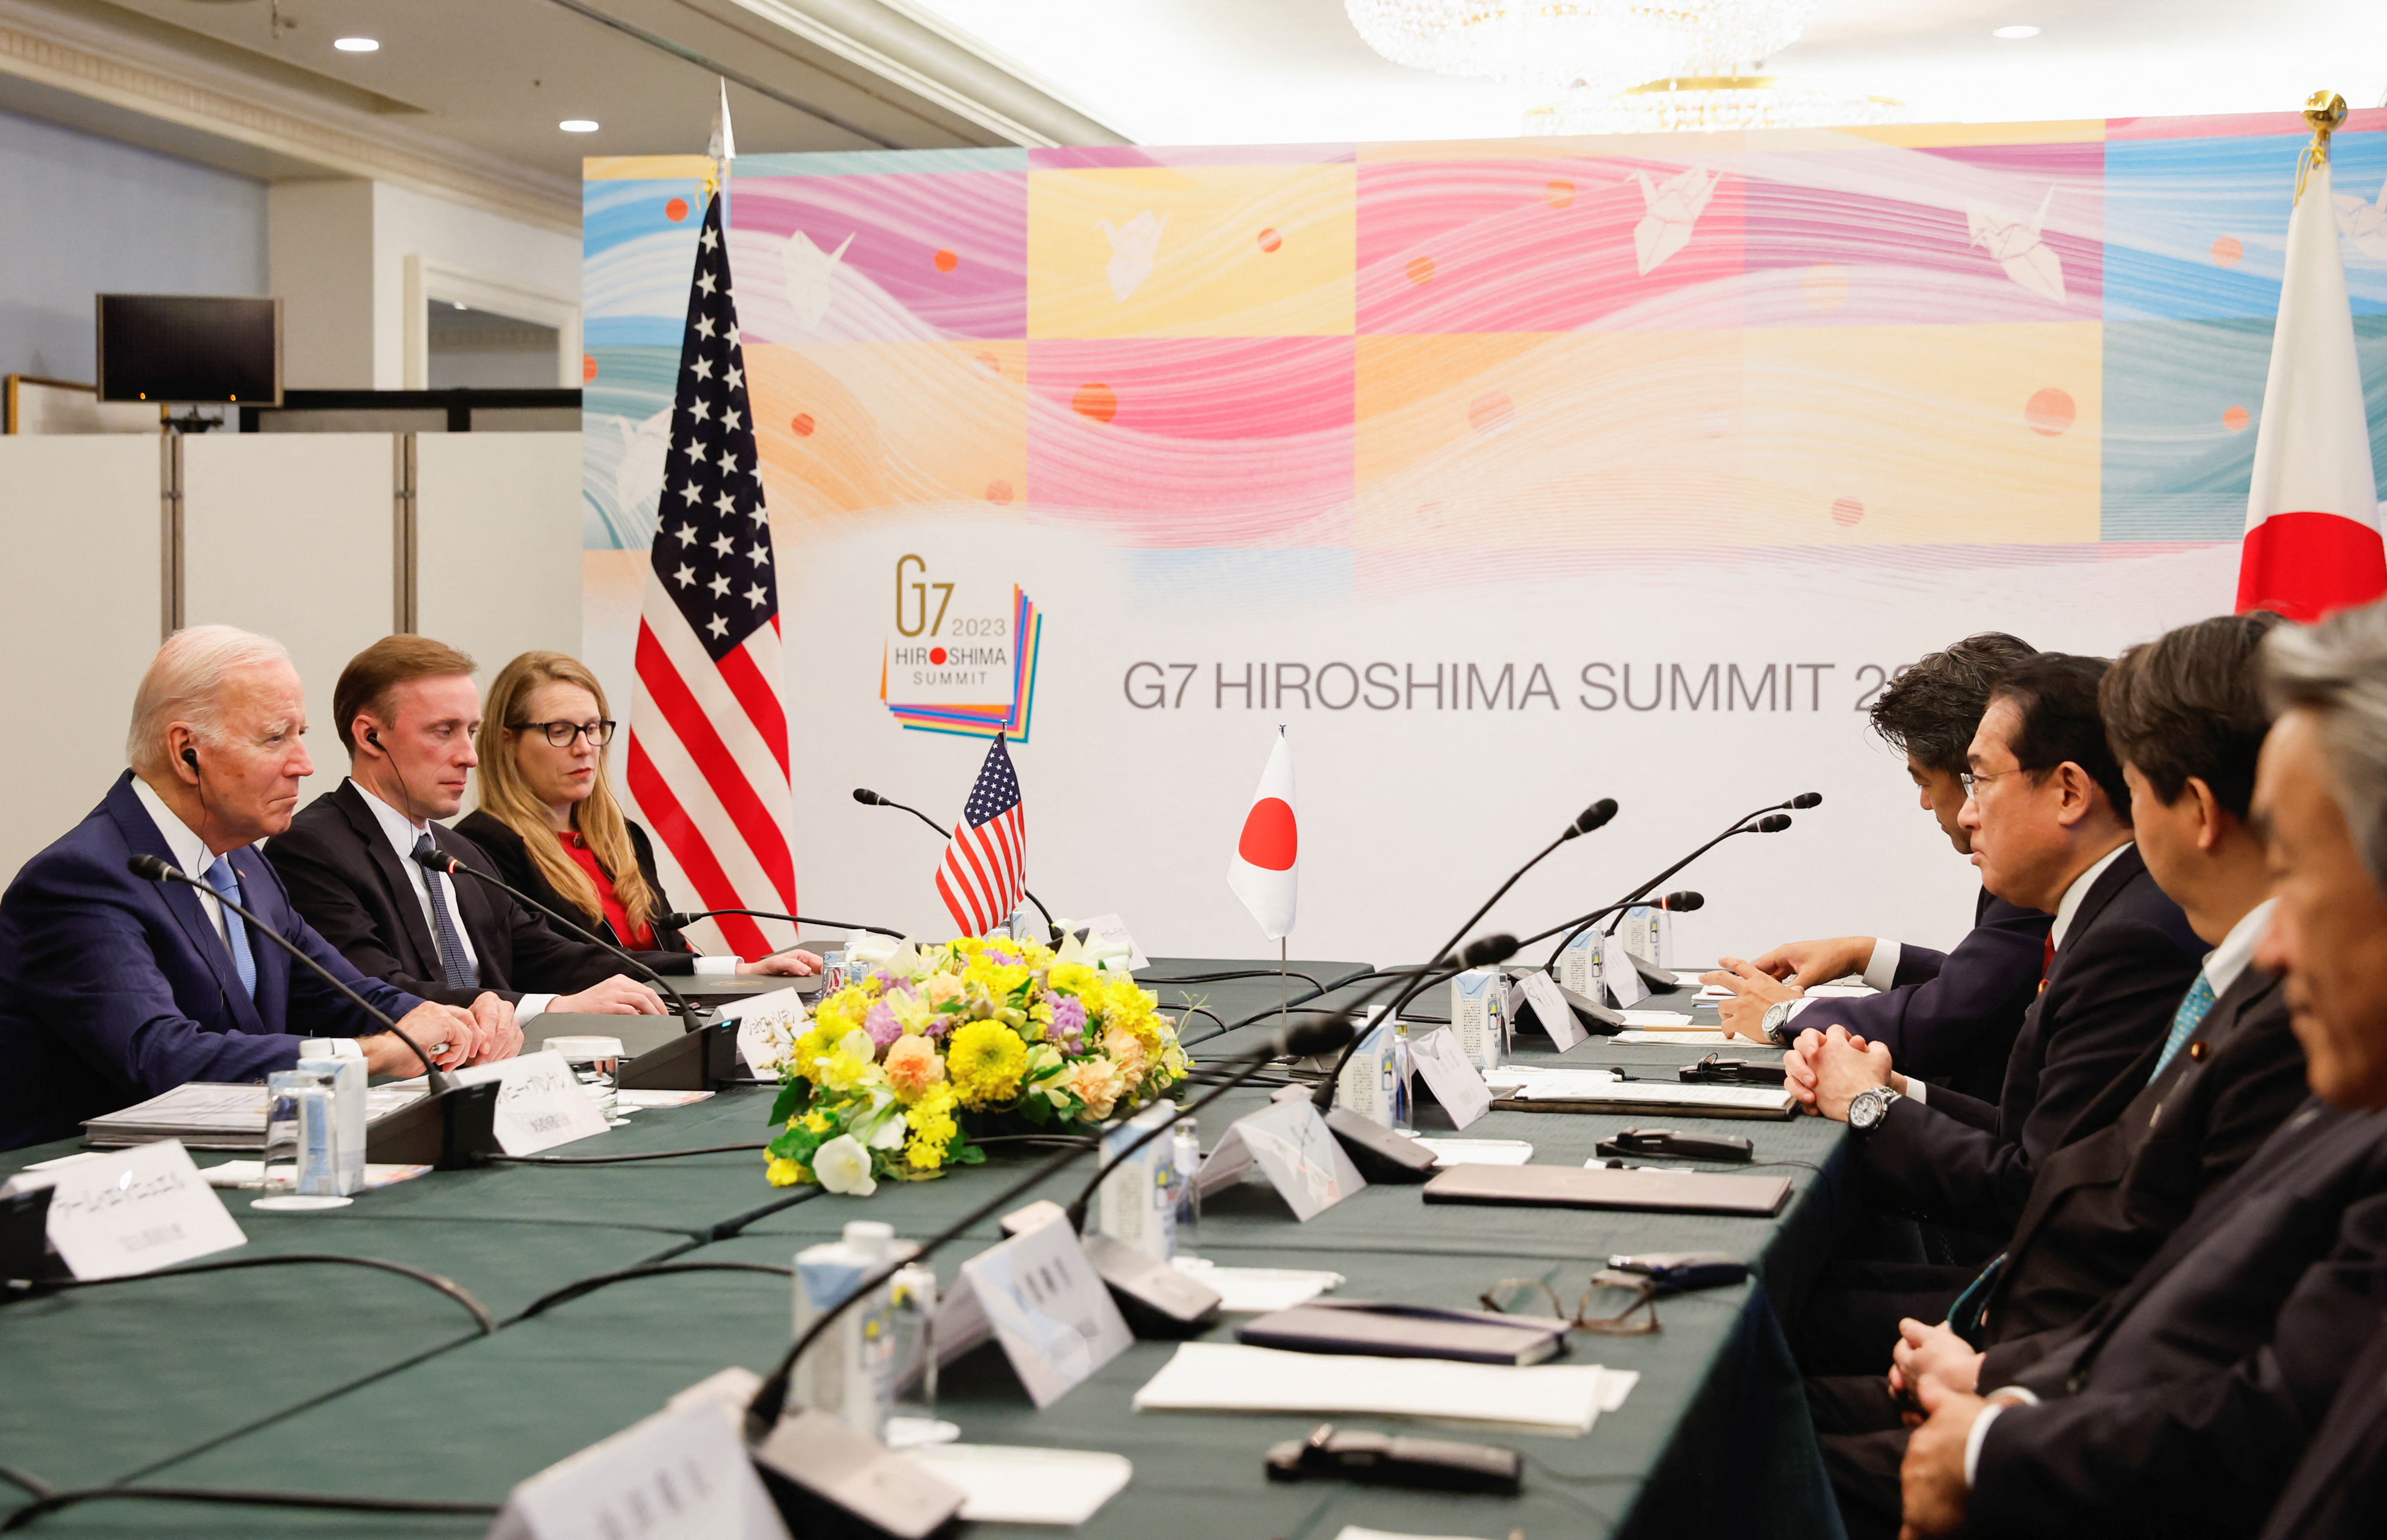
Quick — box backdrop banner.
[580,114,2387,968]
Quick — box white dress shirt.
[129,777,239,949]
[2197,896,2273,1004]
[2048,841,2133,953]
[351,781,556,1022]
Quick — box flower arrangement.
[760,936,1190,1196]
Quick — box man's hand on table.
[1898,1375,2007,1539]
[467,991,523,1063]
[362,1001,480,1074]
[1795,1024,1900,1122]
[1748,936,1877,988]
[1701,956,1803,1044]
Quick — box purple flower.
[985,949,1021,968]
[868,970,917,997]
[1049,995,1087,1052]
[863,1001,904,1050]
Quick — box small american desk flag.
[624,186,798,961]
[937,734,1026,937]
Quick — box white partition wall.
[181,433,397,793]
[0,437,166,879]
[413,433,583,682]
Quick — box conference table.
[0,960,1852,1538]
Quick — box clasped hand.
[1781,1023,1899,1119]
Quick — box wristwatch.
[1760,999,1802,1046]
[1848,1085,1903,1133]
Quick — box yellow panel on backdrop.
[746,341,1029,519]
[1739,321,2102,545]
[1355,330,1748,548]
[1027,164,1357,338]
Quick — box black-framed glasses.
[513,719,615,748]
[1477,1272,1662,1336]
[1959,767,2020,795]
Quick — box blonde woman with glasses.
[457,652,818,979]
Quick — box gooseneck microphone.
[661,907,905,941]
[1527,889,1706,970]
[1309,932,1522,1113]
[410,847,705,1039]
[1586,795,1810,941]
[126,854,497,1168]
[740,1011,1356,1447]
[853,787,1060,941]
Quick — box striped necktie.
[413,834,479,993]
[2149,973,2219,1083]
[201,857,257,998]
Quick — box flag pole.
[1279,935,1289,1035]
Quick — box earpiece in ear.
[365,730,381,749]
[181,748,198,768]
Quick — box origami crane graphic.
[1096,210,1168,302]
[1632,166,1718,275]
[608,407,671,529]
[1966,187,2067,303]
[781,230,853,326]
[2334,177,2387,261]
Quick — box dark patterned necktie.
[413,834,478,992]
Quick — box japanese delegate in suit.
[1805,614,2309,1537]
[1706,631,2049,1104]
[0,626,490,1150]
[265,635,667,1033]
[1887,601,2387,1539]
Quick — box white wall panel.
[0,436,163,881]
[414,432,583,685]
[181,433,395,800]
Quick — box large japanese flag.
[2237,154,2387,623]
[1227,729,1298,941]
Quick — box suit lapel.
[431,826,511,987]
[2049,844,2146,973]
[335,782,442,977]
[103,775,267,1036]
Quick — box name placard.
[488,1394,788,1540]
[1602,934,1651,1008]
[28,1140,244,1281]
[946,1217,1133,1409]
[1196,1096,1366,1221]
[1515,969,1590,1051]
[1407,1027,1492,1129]
[456,1050,609,1155]
[713,987,809,1078]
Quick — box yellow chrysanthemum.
[1048,961,1098,997]
[945,1018,1028,1108]
[801,1109,832,1135]
[766,1157,811,1187]
[904,1084,961,1170]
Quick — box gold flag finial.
[2295,90,2348,202]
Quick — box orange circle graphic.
[665,197,689,223]
[790,413,815,437]
[2211,236,2244,269]
[986,479,1013,503]
[1546,180,1575,208]
[1072,383,1118,423]
[2223,405,2250,433]
[580,354,598,384]
[2024,387,2076,437]
[933,248,959,273]
[1257,227,1282,253]
[1831,496,1865,527]
[1406,256,1436,286]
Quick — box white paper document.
[1616,1010,1696,1028]
[1171,1257,1345,1312]
[1804,983,1877,998]
[1195,1096,1365,1221]
[1131,1342,1618,1433]
[1503,1078,1795,1115]
[1410,1138,1535,1167]
[614,1089,716,1111]
[1406,1027,1491,1129]
[199,1160,430,1192]
[906,1444,1132,1525]
[1612,1028,1737,1046]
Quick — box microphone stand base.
[751,1408,964,1540]
[1322,1107,1439,1183]
[365,1081,501,1170]
[1080,1230,1222,1336]
[1628,953,1678,993]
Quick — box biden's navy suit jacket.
[0,773,424,1149]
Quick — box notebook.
[1236,1300,1569,1366]
[1422,1163,1792,1216]
[1489,1075,1795,1120]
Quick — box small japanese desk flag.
[1228,728,1298,941]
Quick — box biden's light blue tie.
[2150,972,2218,1083]
[201,857,257,999]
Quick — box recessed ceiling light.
[333,36,379,52]
[1992,25,2040,38]
[559,119,601,133]
[451,302,469,311]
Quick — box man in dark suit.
[1892,601,2387,1537]
[1707,632,2048,1105]
[267,636,667,1035]
[1789,653,2203,1371]
[0,627,482,1149]
[1807,614,2309,1533]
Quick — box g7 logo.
[894,554,954,637]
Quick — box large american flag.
[936,734,1026,937]
[625,187,796,961]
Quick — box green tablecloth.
[1,963,1849,1539]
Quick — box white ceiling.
[898,0,2387,145]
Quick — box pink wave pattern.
[728,171,1026,341]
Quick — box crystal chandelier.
[1524,75,1910,134]
[1344,0,1816,94]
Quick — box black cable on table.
[28,1254,494,1336]
[0,1486,500,1532]
[971,1134,1098,1149]
[0,1466,49,1501]
[487,1140,769,1165]
[1151,968,1329,994]
[516,1260,795,1320]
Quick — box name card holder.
[0,1141,246,1281]
[936,1217,1134,1409]
[454,1050,609,1156]
[1407,1027,1493,1129]
[489,1394,790,1540]
[1197,1096,1367,1221]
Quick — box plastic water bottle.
[792,1220,914,1437]
[1389,1019,1415,1134]
[1170,1120,1202,1261]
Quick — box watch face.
[1850,1089,1884,1130]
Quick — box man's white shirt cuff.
[1862,938,1902,992]
[1963,1388,2042,1487]
[1904,1078,1928,1106]
[692,955,738,976]
[517,993,556,1023]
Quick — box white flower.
[812,1134,878,1197]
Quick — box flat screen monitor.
[95,295,281,406]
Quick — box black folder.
[1236,1300,1568,1366]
